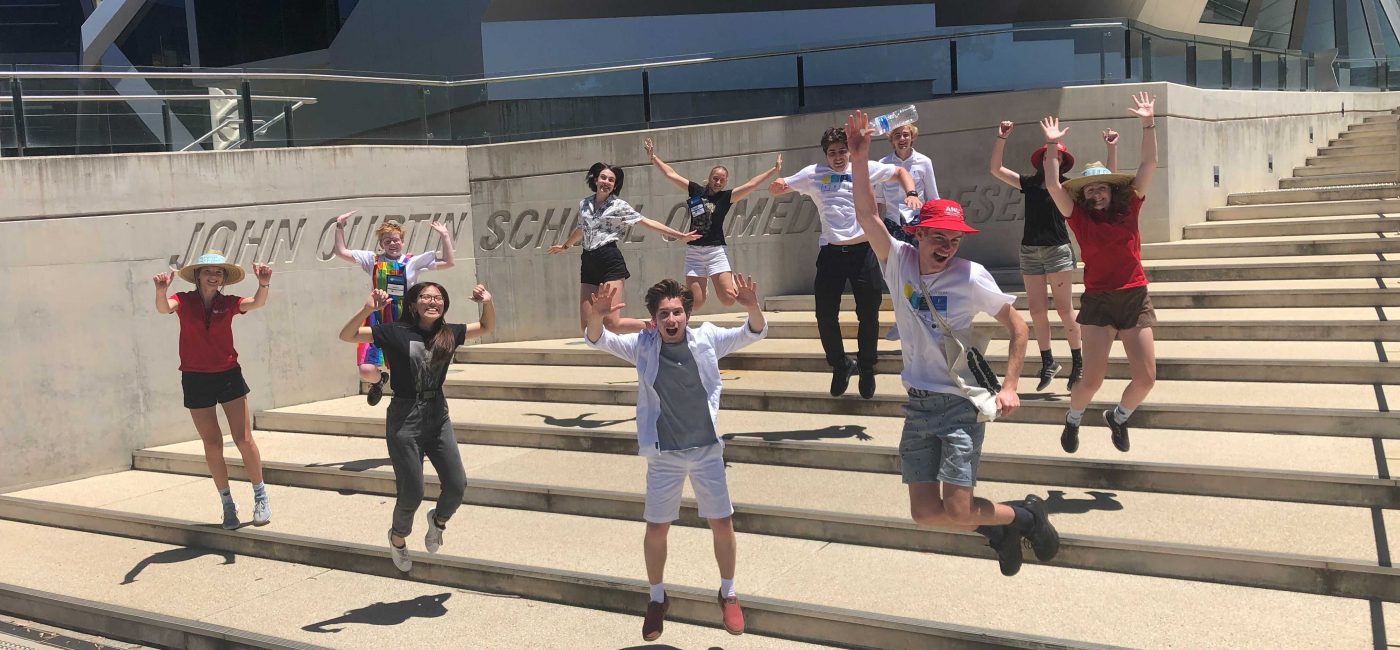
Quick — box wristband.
[997,135,1008,140]
[906,191,919,198]
[1144,123,1156,129]
[260,284,271,288]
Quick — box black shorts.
[182,366,251,409]
[580,242,630,285]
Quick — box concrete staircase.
[3,118,1400,649]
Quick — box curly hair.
[374,221,405,242]
[1074,183,1137,224]
[819,127,847,153]
[644,278,694,317]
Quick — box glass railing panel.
[946,27,1117,94]
[1195,43,1225,88]
[646,55,797,128]
[800,37,948,111]
[450,69,645,145]
[1260,54,1280,90]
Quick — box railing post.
[1142,35,1153,81]
[283,102,295,148]
[238,80,254,148]
[949,40,959,94]
[1186,44,1198,86]
[1222,48,1232,88]
[641,69,651,126]
[1278,55,1288,90]
[162,103,174,152]
[795,55,805,110]
[1252,52,1262,89]
[1124,28,1132,81]
[1098,31,1108,84]
[10,78,26,157]
[418,87,431,144]
[1302,53,1311,89]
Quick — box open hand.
[676,230,703,243]
[469,284,491,303]
[1128,92,1155,121]
[1039,116,1068,142]
[733,274,760,308]
[153,271,174,290]
[252,263,272,283]
[904,195,924,211]
[335,210,357,228]
[1102,128,1120,145]
[548,244,570,255]
[429,221,451,239]
[644,137,655,158]
[844,111,874,158]
[774,153,783,171]
[588,283,626,319]
[366,289,389,312]
[998,121,1014,138]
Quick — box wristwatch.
[906,191,919,198]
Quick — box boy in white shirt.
[768,127,920,399]
[846,110,1060,577]
[877,123,940,244]
[584,275,767,641]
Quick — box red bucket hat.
[1031,143,1075,172]
[904,199,979,235]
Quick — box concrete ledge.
[1281,172,1399,188]
[1227,186,1399,205]
[752,318,1400,343]
[765,287,1400,310]
[1189,217,1400,238]
[1206,199,1400,220]
[0,497,1106,650]
[1141,237,1400,259]
[0,581,323,650]
[252,411,1400,509]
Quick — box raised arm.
[992,302,1028,417]
[644,138,691,192]
[464,284,495,338]
[767,176,794,196]
[331,211,358,263]
[847,111,894,264]
[891,167,923,211]
[733,274,766,334]
[1128,92,1157,196]
[730,154,783,201]
[339,290,387,344]
[1103,128,1120,173]
[636,217,702,242]
[989,121,1022,188]
[1039,116,1076,218]
[548,227,583,255]
[428,221,456,270]
[153,271,179,314]
[239,264,272,312]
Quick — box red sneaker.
[718,591,745,635]
[642,597,668,641]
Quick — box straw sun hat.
[177,251,245,285]
[1061,161,1136,197]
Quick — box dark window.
[194,0,342,68]
[1201,0,1252,26]
[1248,0,1298,49]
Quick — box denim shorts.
[1019,244,1076,276]
[898,391,986,487]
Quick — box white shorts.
[684,245,732,279]
[643,443,734,523]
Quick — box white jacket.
[585,319,767,456]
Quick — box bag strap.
[916,278,956,335]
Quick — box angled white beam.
[81,0,147,67]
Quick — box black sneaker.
[367,371,389,406]
[1104,409,1131,452]
[986,526,1024,576]
[1060,418,1080,454]
[858,367,876,399]
[1066,362,1084,391]
[1035,361,1062,392]
[1020,495,1060,562]
[829,358,856,397]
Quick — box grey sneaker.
[424,508,445,553]
[1036,361,1063,391]
[388,530,412,572]
[1104,409,1131,452]
[220,502,239,530]
[252,498,271,526]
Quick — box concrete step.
[1346,121,1399,132]
[765,284,1400,310]
[0,517,824,650]
[1336,130,1397,142]
[1227,185,1398,205]
[0,475,1381,649]
[1359,115,1399,124]
[427,363,1400,438]
[1205,199,1400,221]
[129,432,1399,600]
[1294,161,1396,176]
[1281,172,1398,188]
[1306,151,1398,165]
[457,336,1400,385]
[694,307,1400,342]
[1189,214,1400,238]
[1140,232,1400,259]
[1318,144,1396,156]
[256,399,1397,507]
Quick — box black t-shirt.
[371,321,467,396]
[1018,174,1072,247]
[686,181,732,247]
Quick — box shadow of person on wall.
[307,458,393,473]
[523,412,636,429]
[1043,490,1123,515]
[723,424,874,443]
[302,593,452,633]
[122,547,235,585]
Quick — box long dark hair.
[586,162,625,196]
[1074,183,1137,224]
[402,282,456,372]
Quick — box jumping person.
[338,282,495,571]
[1039,92,1159,454]
[876,123,939,246]
[583,276,767,641]
[643,137,782,311]
[154,251,274,530]
[549,162,701,334]
[768,126,921,399]
[332,211,457,406]
[846,110,1059,577]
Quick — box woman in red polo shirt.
[1039,92,1159,455]
[154,251,273,530]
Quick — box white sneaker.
[388,530,412,572]
[252,499,271,526]
[424,508,445,553]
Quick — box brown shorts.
[1076,286,1156,330]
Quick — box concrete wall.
[4,84,1396,490]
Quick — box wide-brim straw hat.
[178,251,245,285]
[1062,161,1136,196]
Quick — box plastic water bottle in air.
[871,105,919,136]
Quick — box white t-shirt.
[881,241,1015,394]
[878,149,939,224]
[783,162,898,246]
[349,249,439,288]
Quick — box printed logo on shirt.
[902,284,948,331]
[687,196,713,234]
[818,174,853,193]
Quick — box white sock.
[1066,408,1085,426]
[1113,404,1134,423]
[649,583,665,603]
[719,578,735,598]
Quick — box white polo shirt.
[878,149,939,224]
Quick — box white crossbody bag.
[916,281,1002,422]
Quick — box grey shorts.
[1019,244,1076,276]
[898,391,986,487]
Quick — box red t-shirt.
[1067,193,1148,294]
[172,291,244,373]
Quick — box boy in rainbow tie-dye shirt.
[333,211,457,405]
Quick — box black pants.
[814,242,882,371]
[385,396,466,537]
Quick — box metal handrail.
[0,94,317,103]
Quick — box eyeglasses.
[418,296,446,304]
